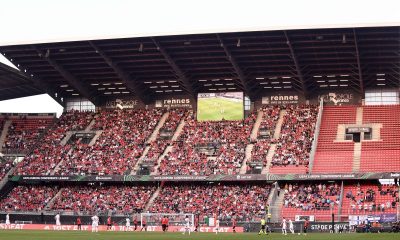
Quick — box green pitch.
[0,231,398,240]
[197,97,243,121]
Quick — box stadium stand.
[3,117,54,154]
[54,109,163,175]
[248,106,280,167]
[148,183,271,221]
[15,111,95,175]
[157,112,256,175]
[269,105,318,174]
[281,182,341,221]
[342,182,399,215]
[51,185,157,214]
[142,109,189,171]
[313,106,357,173]
[360,105,400,172]
[0,185,58,211]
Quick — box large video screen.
[197,92,244,121]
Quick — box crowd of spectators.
[158,112,256,175]
[346,183,399,213]
[3,118,53,154]
[142,109,189,170]
[0,185,58,211]
[249,106,281,166]
[16,111,95,175]
[149,183,270,221]
[55,109,163,175]
[271,105,318,170]
[282,182,341,211]
[51,185,156,214]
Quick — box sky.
[0,0,399,116]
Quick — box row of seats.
[360,105,400,172]
[342,183,399,215]
[3,118,54,154]
[281,182,341,221]
[313,106,357,173]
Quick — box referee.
[258,218,267,235]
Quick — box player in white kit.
[281,218,287,235]
[55,213,61,226]
[182,216,191,235]
[5,213,10,225]
[215,219,220,234]
[91,214,99,233]
[289,219,295,234]
[125,217,131,231]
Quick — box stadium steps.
[45,187,63,210]
[132,146,151,174]
[171,118,185,141]
[262,144,276,174]
[356,107,363,125]
[60,131,75,146]
[88,130,103,146]
[51,148,74,175]
[146,112,169,144]
[152,145,173,175]
[240,144,254,174]
[352,142,362,172]
[84,118,96,132]
[273,110,286,139]
[0,163,17,191]
[261,110,285,174]
[0,120,12,153]
[270,188,285,223]
[250,110,263,141]
[144,185,162,212]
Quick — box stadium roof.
[0,63,44,102]
[0,26,399,105]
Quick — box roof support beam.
[353,29,364,95]
[32,46,97,104]
[283,31,308,97]
[216,34,254,100]
[88,41,151,104]
[151,37,196,100]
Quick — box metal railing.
[308,98,324,172]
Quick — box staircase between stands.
[0,120,12,153]
[262,109,286,174]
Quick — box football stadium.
[0,1,399,240]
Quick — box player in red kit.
[232,218,237,233]
[76,217,81,231]
[141,218,147,231]
[161,216,168,232]
[133,217,138,231]
[107,216,112,230]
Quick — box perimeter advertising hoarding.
[0,224,242,233]
[11,172,400,183]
